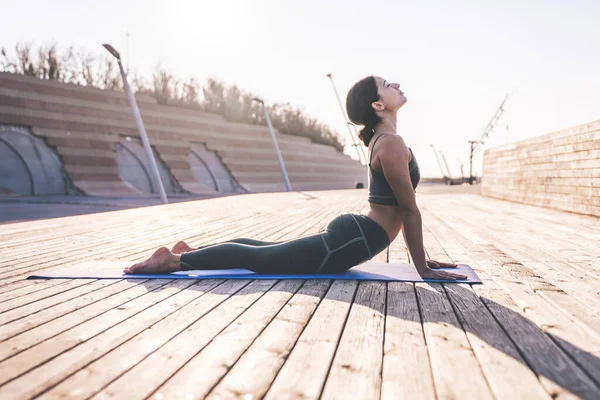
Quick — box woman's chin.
[397,98,408,110]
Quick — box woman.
[124,76,467,281]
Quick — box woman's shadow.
[134,278,600,398]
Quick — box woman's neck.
[374,115,397,135]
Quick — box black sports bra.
[367,134,421,206]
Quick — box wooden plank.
[420,221,551,399]
[0,190,346,257]
[444,284,550,399]
[0,190,329,254]
[0,278,96,313]
[0,278,69,298]
[0,199,281,260]
[428,217,562,399]
[0,200,323,279]
[318,282,386,400]
[0,200,351,283]
[88,280,276,400]
[424,195,600,294]
[416,282,494,399]
[421,204,600,398]
[42,279,266,399]
[0,278,175,390]
[380,224,435,399]
[0,73,153,104]
[426,195,600,325]
[33,127,121,142]
[0,279,110,325]
[464,193,600,251]
[0,279,219,399]
[0,280,154,350]
[381,282,435,400]
[0,104,290,148]
[152,280,329,400]
[0,208,276,280]
[202,279,330,400]
[480,286,600,399]
[264,280,358,400]
[1,185,599,400]
[538,289,600,333]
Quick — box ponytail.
[358,125,375,147]
[346,76,382,148]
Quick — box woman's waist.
[365,207,402,242]
[323,212,391,247]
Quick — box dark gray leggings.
[179,213,390,274]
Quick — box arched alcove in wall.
[189,142,245,194]
[116,136,180,194]
[0,125,68,196]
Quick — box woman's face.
[373,76,407,112]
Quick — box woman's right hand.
[418,267,467,281]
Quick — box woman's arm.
[379,136,466,280]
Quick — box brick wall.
[482,120,600,217]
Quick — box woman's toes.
[172,241,192,254]
[125,262,143,274]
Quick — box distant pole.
[125,32,130,74]
[468,140,478,185]
[253,98,292,192]
[102,43,168,204]
[326,73,367,164]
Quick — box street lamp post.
[102,43,168,204]
[326,73,367,164]
[253,98,292,192]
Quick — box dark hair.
[345,76,381,147]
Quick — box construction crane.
[429,144,463,185]
[468,91,514,184]
[429,144,447,181]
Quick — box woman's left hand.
[426,259,458,269]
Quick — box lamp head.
[102,44,121,60]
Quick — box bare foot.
[171,240,194,254]
[124,247,180,274]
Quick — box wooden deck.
[0,185,599,399]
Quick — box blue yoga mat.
[28,260,482,283]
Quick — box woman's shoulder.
[377,134,409,156]
[370,134,410,170]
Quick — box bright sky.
[2,0,599,178]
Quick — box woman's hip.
[318,213,390,273]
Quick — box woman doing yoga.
[125,76,467,281]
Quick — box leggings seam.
[317,254,330,274]
[320,234,331,252]
[317,234,332,273]
[317,236,364,274]
[180,259,194,271]
[350,214,372,259]
[330,237,364,254]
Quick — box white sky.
[2,0,599,178]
